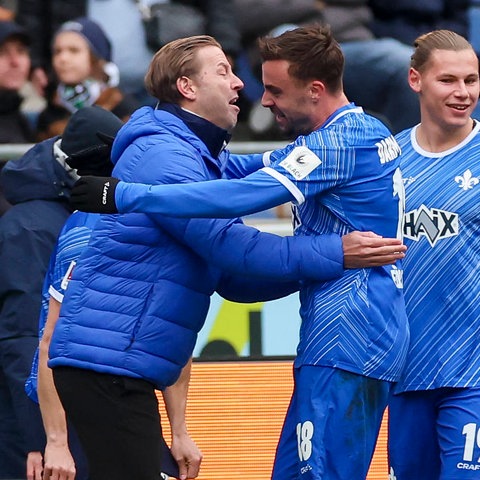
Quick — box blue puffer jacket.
[49,106,343,389]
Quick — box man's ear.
[408,67,422,93]
[309,80,326,102]
[177,76,196,100]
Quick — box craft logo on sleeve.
[279,146,322,180]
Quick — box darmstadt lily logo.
[455,169,479,191]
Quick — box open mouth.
[448,104,470,111]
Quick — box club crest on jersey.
[404,204,458,247]
[279,146,321,180]
[455,169,479,191]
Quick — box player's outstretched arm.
[342,231,406,268]
[70,172,292,218]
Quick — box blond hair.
[411,30,475,72]
[145,35,222,102]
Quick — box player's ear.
[309,80,325,102]
[408,68,422,93]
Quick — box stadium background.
[157,361,389,480]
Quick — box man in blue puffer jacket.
[49,35,406,480]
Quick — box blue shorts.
[389,388,480,480]
[272,365,390,480]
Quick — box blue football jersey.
[261,104,407,381]
[394,122,480,392]
[25,212,99,402]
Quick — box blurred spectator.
[368,0,480,120]
[0,20,34,144]
[369,0,470,46]
[0,1,14,21]
[234,0,420,135]
[35,17,138,141]
[0,20,34,217]
[16,0,242,105]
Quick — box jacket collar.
[157,103,230,158]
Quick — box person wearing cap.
[36,16,138,141]
[0,19,34,144]
[0,106,125,479]
[0,20,35,216]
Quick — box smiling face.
[0,37,30,90]
[409,48,480,130]
[182,45,243,132]
[261,59,318,137]
[52,31,93,85]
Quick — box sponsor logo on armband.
[279,146,322,180]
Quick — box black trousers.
[54,366,164,480]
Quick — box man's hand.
[342,231,406,269]
[171,432,203,479]
[26,451,43,480]
[70,176,120,213]
[43,443,76,480]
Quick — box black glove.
[66,144,114,176]
[70,176,120,213]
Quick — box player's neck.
[415,117,475,153]
[313,94,350,131]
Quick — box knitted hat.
[61,105,122,157]
[61,106,123,176]
[0,20,31,46]
[57,17,112,62]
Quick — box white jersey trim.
[48,285,64,303]
[323,106,364,128]
[262,150,272,167]
[262,166,305,204]
[410,120,480,157]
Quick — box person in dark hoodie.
[0,106,123,479]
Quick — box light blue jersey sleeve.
[223,152,270,179]
[115,169,294,218]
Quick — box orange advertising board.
[158,361,388,480]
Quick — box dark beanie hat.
[61,105,123,158]
[0,20,31,46]
[57,17,112,62]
